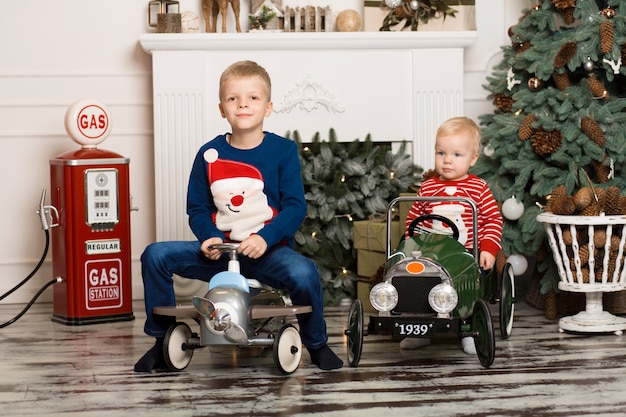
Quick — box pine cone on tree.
[580,116,606,147]
[493,93,513,112]
[514,42,532,53]
[518,114,536,140]
[552,70,570,91]
[422,169,437,182]
[560,7,575,24]
[600,20,615,54]
[551,0,575,10]
[588,76,609,99]
[531,129,562,155]
[554,42,577,68]
[594,160,611,183]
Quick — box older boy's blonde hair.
[436,116,481,154]
[219,60,272,100]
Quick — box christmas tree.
[474,0,626,297]
[288,129,422,305]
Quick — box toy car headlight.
[428,283,458,314]
[369,282,398,312]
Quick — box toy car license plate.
[393,321,434,337]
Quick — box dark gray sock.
[134,338,166,373]
[308,344,343,370]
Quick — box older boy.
[134,60,343,372]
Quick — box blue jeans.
[139,241,329,349]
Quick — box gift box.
[398,192,414,228]
[357,278,376,313]
[356,249,386,277]
[353,220,401,252]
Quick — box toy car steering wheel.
[209,242,240,251]
[407,214,460,241]
[208,242,240,259]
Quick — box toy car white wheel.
[499,262,515,339]
[273,324,302,375]
[345,299,364,367]
[163,322,194,371]
[472,299,495,368]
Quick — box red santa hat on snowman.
[204,148,264,193]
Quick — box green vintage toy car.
[345,196,515,368]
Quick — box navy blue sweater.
[186,132,306,248]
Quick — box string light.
[389,171,395,179]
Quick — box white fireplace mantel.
[139,31,476,242]
[140,31,476,51]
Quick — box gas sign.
[84,259,123,310]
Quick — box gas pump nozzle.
[37,189,59,230]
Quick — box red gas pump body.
[50,148,134,325]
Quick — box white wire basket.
[537,212,626,334]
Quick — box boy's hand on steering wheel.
[201,237,224,260]
[238,235,268,259]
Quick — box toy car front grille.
[391,275,440,314]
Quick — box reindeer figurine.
[202,0,242,33]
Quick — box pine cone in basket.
[544,289,558,320]
[562,228,573,245]
[573,186,594,212]
[610,235,623,254]
[576,244,591,265]
[600,20,615,54]
[549,195,576,215]
[580,203,601,216]
[604,186,622,215]
[546,185,567,212]
[593,228,607,248]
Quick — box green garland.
[380,0,458,31]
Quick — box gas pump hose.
[0,229,61,328]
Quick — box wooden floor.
[2,290,626,417]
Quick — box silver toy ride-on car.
[345,196,515,368]
[153,243,312,374]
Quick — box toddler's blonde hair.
[436,116,481,154]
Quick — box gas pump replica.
[49,99,134,325]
